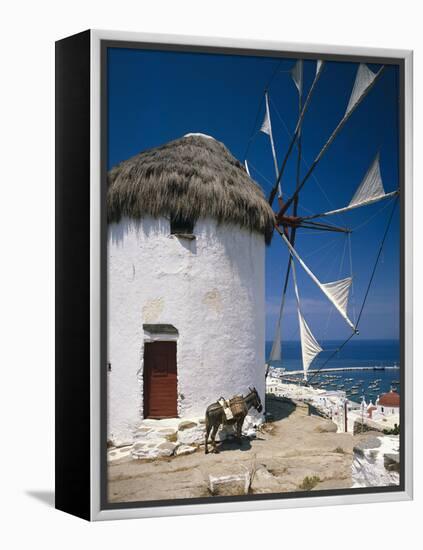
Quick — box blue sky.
[107,47,400,342]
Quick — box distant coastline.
[265,339,400,403]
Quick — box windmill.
[245,59,399,384]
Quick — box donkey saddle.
[214,395,247,420]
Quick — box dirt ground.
[108,395,356,503]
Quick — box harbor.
[266,365,400,436]
[266,339,401,404]
[287,365,400,375]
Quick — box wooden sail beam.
[268,71,305,368]
[276,220,351,234]
[296,222,351,234]
[301,189,399,220]
[276,208,351,233]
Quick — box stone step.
[132,439,178,459]
[130,413,263,460]
[206,464,252,496]
[134,426,178,442]
[131,418,205,460]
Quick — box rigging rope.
[351,196,396,232]
[248,160,274,187]
[303,236,339,260]
[355,196,398,327]
[306,196,398,385]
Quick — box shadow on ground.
[218,437,253,453]
[266,394,297,421]
[26,490,55,508]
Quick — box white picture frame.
[56,29,413,521]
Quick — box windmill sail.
[260,92,280,194]
[345,64,378,116]
[268,280,289,362]
[293,61,324,136]
[321,277,352,318]
[278,64,384,215]
[269,318,282,362]
[244,159,251,177]
[292,261,322,379]
[302,153,398,220]
[350,153,386,206]
[268,61,325,207]
[298,314,322,380]
[291,60,303,95]
[280,231,355,331]
[257,58,391,382]
[260,101,271,136]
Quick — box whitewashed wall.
[107,216,265,444]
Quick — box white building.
[376,389,400,416]
[107,134,275,444]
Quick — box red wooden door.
[143,341,177,418]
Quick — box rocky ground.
[108,395,356,503]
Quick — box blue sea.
[266,339,400,404]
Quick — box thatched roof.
[107,134,275,244]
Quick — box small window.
[170,215,195,238]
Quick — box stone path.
[108,395,356,503]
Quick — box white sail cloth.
[292,261,322,379]
[286,63,383,209]
[268,283,289,362]
[269,317,282,362]
[293,61,324,136]
[260,98,272,136]
[349,153,385,207]
[345,64,378,116]
[304,153,397,219]
[321,277,352,318]
[291,60,303,95]
[281,232,355,331]
[298,315,322,380]
[260,91,280,192]
[244,159,251,177]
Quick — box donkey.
[204,387,263,454]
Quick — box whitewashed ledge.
[108,412,263,462]
[352,434,400,487]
